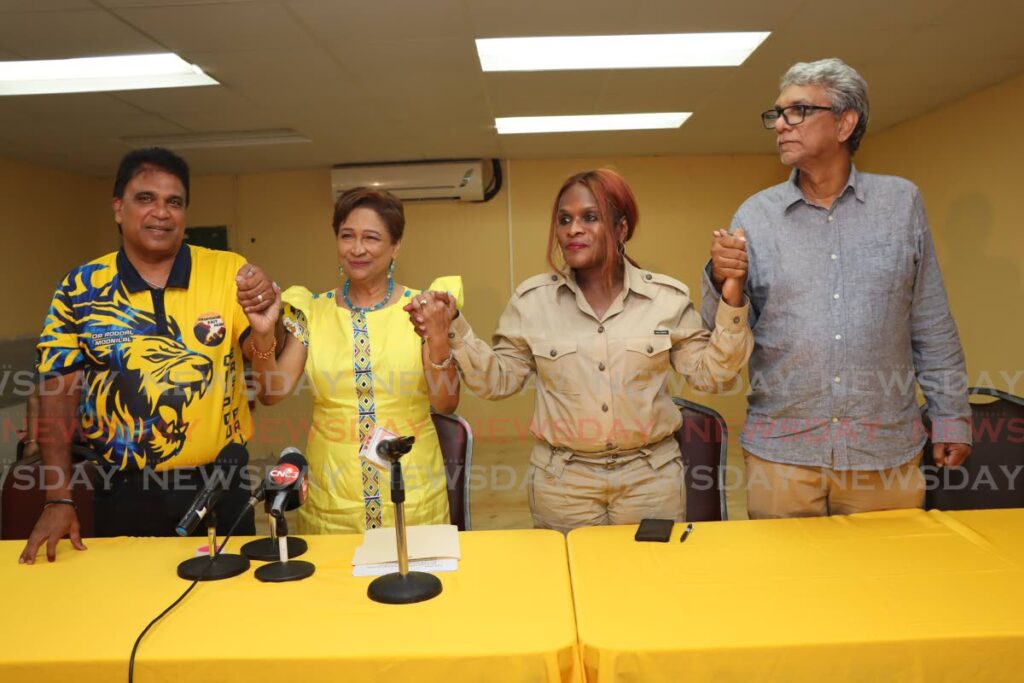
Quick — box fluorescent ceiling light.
[121,129,311,150]
[0,53,218,96]
[496,113,690,135]
[476,32,770,71]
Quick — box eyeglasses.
[761,104,833,129]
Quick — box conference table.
[567,508,1024,682]
[1,529,580,683]
[6,510,1024,682]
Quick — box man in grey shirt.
[702,58,971,518]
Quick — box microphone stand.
[177,509,250,581]
[367,454,443,604]
[241,507,308,561]
[254,514,315,582]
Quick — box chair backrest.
[1,457,97,540]
[430,412,474,531]
[921,387,1024,510]
[672,398,728,521]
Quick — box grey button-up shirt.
[702,165,971,470]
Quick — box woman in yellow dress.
[244,187,460,534]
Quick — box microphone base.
[240,536,308,561]
[177,553,250,581]
[254,560,315,583]
[367,571,442,604]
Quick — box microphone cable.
[127,501,254,683]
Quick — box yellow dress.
[281,277,462,534]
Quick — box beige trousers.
[744,450,925,519]
[528,438,686,533]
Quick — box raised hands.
[710,228,748,307]
[235,263,280,338]
[404,290,456,342]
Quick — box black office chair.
[431,412,474,530]
[672,398,729,521]
[920,387,1024,510]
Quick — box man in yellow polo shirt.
[19,147,280,563]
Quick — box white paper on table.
[352,524,461,565]
[352,557,458,577]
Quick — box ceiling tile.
[0,1,94,12]
[112,0,313,53]
[482,71,609,117]
[97,0,254,7]
[0,9,160,59]
[287,0,470,43]
[467,0,642,38]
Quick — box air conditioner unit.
[331,160,491,202]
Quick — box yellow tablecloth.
[567,509,1024,683]
[3,529,579,683]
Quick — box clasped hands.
[404,290,456,341]
[710,228,748,307]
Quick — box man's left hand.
[932,442,971,467]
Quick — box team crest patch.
[193,313,226,347]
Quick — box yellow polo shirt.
[36,244,253,472]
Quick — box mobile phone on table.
[634,518,674,543]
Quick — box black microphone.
[175,443,248,537]
[241,447,304,511]
[251,448,316,582]
[376,436,415,461]
[265,448,309,518]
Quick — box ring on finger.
[257,293,264,303]
[419,298,428,306]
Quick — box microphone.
[243,447,299,510]
[265,447,309,518]
[241,447,311,564]
[175,443,248,537]
[366,432,441,604]
[377,436,415,461]
[251,448,316,582]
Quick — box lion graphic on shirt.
[79,285,214,471]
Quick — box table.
[3,529,580,682]
[567,509,1024,682]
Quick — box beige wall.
[0,157,108,339]
[858,71,1024,396]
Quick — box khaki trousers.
[744,450,925,519]
[528,438,686,533]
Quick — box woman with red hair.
[407,169,752,532]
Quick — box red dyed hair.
[546,168,640,287]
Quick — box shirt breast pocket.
[859,235,914,299]
[623,336,672,391]
[530,339,582,395]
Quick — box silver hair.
[780,58,870,153]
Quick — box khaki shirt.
[449,261,753,455]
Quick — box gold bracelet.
[249,336,277,361]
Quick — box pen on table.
[679,523,694,543]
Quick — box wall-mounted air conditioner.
[330,159,499,202]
